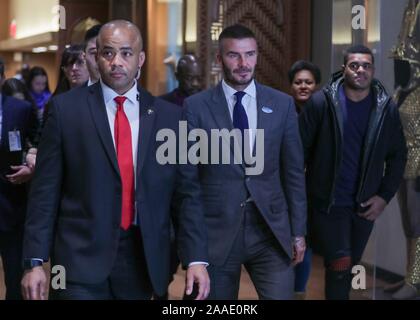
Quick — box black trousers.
[0,228,24,300]
[206,202,293,300]
[313,206,374,300]
[50,226,153,300]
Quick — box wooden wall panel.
[197,0,312,91]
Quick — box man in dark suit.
[183,24,307,300]
[0,58,37,299]
[160,54,202,106]
[84,24,102,86]
[21,20,209,300]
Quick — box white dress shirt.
[87,78,97,86]
[100,79,140,180]
[221,79,257,155]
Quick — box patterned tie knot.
[114,96,127,110]
[234,91,246,103]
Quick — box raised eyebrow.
[246,50,257,54]
[120,47,134,51]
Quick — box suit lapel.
[87,83,120,176]
[207,83,246,175]
[254,82,274,155]
[208,83,234,131]
[137,87,156,176]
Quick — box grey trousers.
[206,202,293,300]
[398,179,420,238]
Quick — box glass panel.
[331,0,353,72]
[147,0,183,95]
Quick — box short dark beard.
[222,62,254,87]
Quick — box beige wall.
[10,0,59,39]
[146,0,168,96]
[0,0,10,41]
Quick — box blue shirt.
[334,86,373,206]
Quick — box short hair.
[84,24,102,43]
[344,45,374,65]
[0,57,4,78]
[288,60,321,84]
[218,24,256,50]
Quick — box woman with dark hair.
[53,44,89,95]
[288,60,321,114]
[43,44,90,125]
[288,60,321,300]
[27,66,51,121]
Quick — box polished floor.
[1,254,397,300]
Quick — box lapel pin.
[262,106,273,114]
[147,108,154,115]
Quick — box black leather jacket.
[299,71,407,212]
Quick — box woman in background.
[289,60,321,114]
[43,44,89,125]
[27,66,51,125]
[288,60,321,299]
[2,78,40,151]
[53,44,89,95]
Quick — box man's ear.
[341,64,345,71]
[139,51,146,69]
[216,50,222,65]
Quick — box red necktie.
[114,96,134,230]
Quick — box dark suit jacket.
[159,88,187,107]
[23,83,208,296]
[0,95,34,232]
[184,81,307,266]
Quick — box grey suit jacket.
[184,81,307,266]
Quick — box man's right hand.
[21,266,48,300]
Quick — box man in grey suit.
[183,24,307,300]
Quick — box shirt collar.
[100,79,138,105]
[222,79,256,100]
[88,78,98,86]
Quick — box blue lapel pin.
[262,106,273,114]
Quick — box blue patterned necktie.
[233,91,249,134]
[233,91,249,163]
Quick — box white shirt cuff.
[188,261,209,267]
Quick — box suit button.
[246,177,251,182]
[240,202,245,208]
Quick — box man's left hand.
[185,264,210,300]
[6,165,34,185]
[292,236,306,266]
[358,195,387,221]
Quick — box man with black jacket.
[0,58,38,299]
[299,45,407,300]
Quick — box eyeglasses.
[347,62,373,71]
